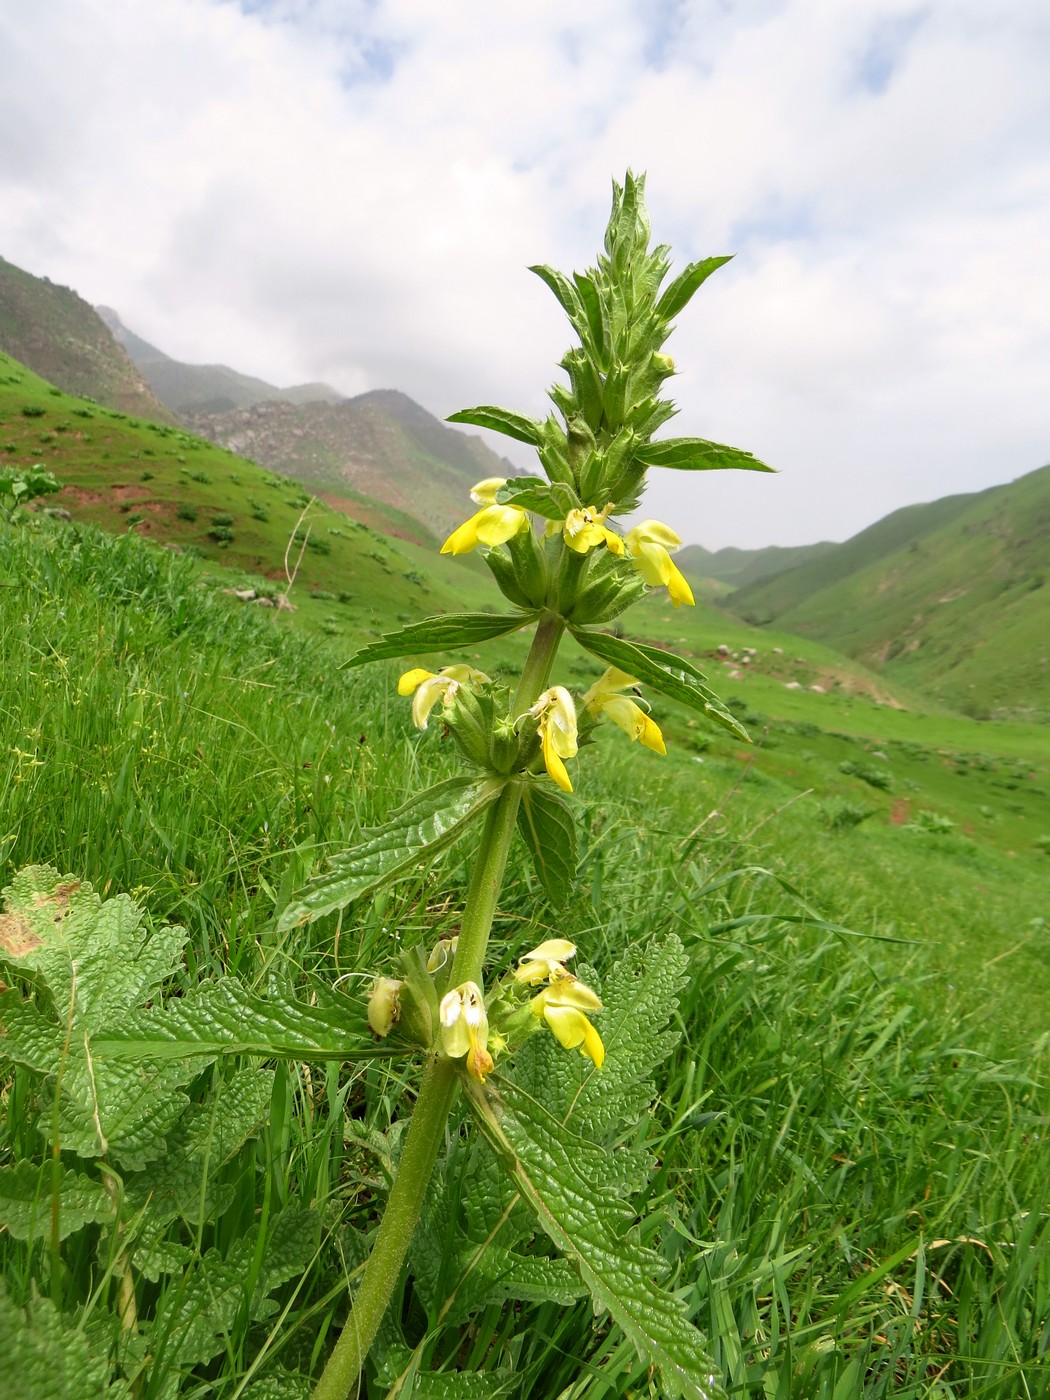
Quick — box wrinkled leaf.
[569,630,750,741]
[96,981,382,1060]
[0,1287,131,1400]
[277,776,507,928]
[0,1161,114,1242]
[634,436,774,474]
[467,1081,726,1400]
[517,782,577,907]
[341,612,534,667]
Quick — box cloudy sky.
[2,0,1048,549]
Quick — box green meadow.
[1,512,1047,1398]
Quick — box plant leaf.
[94,980,383,1060]
[655,256,733,321]
[466,1080,726,1400]
[516,782,577,907]
[0,1287,132,1400]
[494,476,579,519]
[634,436,774,474]
[0,1161,114,1242]
[446,405,544,446]
[276,776,507,928]
[341,613,534,667]
[569,630,750,741]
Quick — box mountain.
[97,306,344,414]
[0,257,175,422]
[678,539,838,589]
[180,389,516,538]
[728,465,1050,720]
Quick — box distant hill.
[0,257,175,422]
[97,306,344,414]
[729,465,1050,720]
[678,539,838,590]
[181,389,517,538]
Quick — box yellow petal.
[626,519,683,552]
[542,1005,605,1068]
[398,668,435,696]
[665,559,695,608]
[542,726,573,792]
[441,511,485,555]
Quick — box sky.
[1,0,1049,550]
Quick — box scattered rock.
[784,681,802,690]
[809,684,826,693]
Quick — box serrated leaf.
[0,1287,132,1400]
[151,1208,317,1370]
[95,980,381,1060]
[0,1161,114,1242]
[634,436,774,474]
[655,256,733,321]
[341,612,534,667]
[516,783,577,907]
[569,630,750,741]
[0,870,205,1169]
[494,476,579,520]
[277,776,507,928]
[467,1080,725,1400]
[446,404,544,446]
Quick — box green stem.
[312,614,567,1400]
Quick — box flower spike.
[582,667,666,755]
[624,520,694,607]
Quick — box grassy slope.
[730,465,1050,719]
[0,256,175,422]
[1,518,1046,1398]
[0,349,472,635]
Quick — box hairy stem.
[312,614,566,1400]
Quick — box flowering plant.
[281,173,772,1400]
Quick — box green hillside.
[98,305,344,413]
[0,348,497,636]
[731,487,994,622]
[729,466,1050,720]
[182,387,518,537]
[0,256,174,422]
[678,537,838,588]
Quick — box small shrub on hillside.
[820,799,875,831]
[211,512,235,527]
[187,470,211,484]
[71,407,93,418]
[176,504,198,522]
[251,508,270,523]
[839,759,892,790]
[208,525,235,543]
[141,471,154,481]
[1033,834,1050,854]
[21,404,45,418]
[905,809,956,835]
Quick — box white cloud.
[0,0,1047,547]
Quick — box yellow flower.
[531,978,605,1069]
[624,520,694,607]
[397,664,490,730]
[581,667,666,755]
[529,686,578,792]
[440,980,494,1082]
[441,477,529,555]
[560,504,625,556]
[513,938,577,985]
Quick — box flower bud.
[367,977,403,1038]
